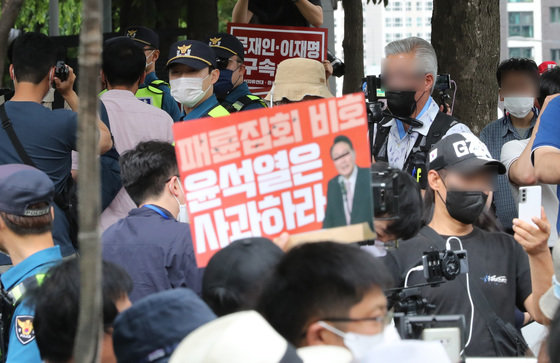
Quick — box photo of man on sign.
[323,135,373,228]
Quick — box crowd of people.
[1,0,560,362]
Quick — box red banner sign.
[173,93,371,267]
[228,23,328,96]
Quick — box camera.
[362,75,385,123]
[327,50,345,78]
[422,249,468,284]
[54,61,69,83]
[371,166,400,219]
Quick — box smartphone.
[518,186,542,227]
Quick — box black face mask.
[438,188,488,225]
[385,90,417,118]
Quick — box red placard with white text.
[173,93,370,268]
[228,23,328,96]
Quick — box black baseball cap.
[0,164,54,217]
[166,40,217,70]
[206,33,245,60]
[428,133,506,175]
[125,25,159,49]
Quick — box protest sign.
[227,23,328,96]
[173,93,372,267]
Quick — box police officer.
[206,32,267,112]
[125,25,182,121]
[167,40,230,121]
[0,164,63,362]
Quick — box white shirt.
[99,90,174,231]
[501,138,559,246]
[376,97,471,169]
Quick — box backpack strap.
[422,112,460,152]
[0,103,36,167]
[371,117,393,162]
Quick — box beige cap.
[539,238,560,320]
[265,58,334,102]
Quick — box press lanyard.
[143,204,170,220]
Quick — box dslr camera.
[371,166,400,220]
[54,61,69,83]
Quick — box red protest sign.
[227,23,328,96]
[173,93,372,268]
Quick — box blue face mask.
[214,69,235,98]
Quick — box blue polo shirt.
[532,96,560,233]
[180,95,224,121]
[3,246,62,363]
[223,82,266,111]
[140,72,182,122]
[101,205,202,302]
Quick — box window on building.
[417,32,422,37]
[426,1,433,11]
[385,18,393,27]
[426,17,432,26]
[416,17,422,27]
[552,49,560,62]
[406,32,412,37]
[509,47,533,59]
[416,1,422,11]
[406,17,412,27]
[386,33,392,43]
[406,1,412,11]
[509,12,534,37]
[394,18,402,27]
[551,7,560,23]
[394,33,402,40]
[426,32,431,40]
[393,1,402,11]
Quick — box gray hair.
[385,37,438,87]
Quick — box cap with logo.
[166,40,217,70]
[0,164,54,217]
[206,33,245,61]
[428,132,506,175]
[125,25,160,49]
[538,61,557,75]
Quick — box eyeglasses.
[332,151,351,161]
[215,57,241,70]
[322,310,393,327]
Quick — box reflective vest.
[98,79,169,109]
[207,105,231,118]
[221,94,267,113]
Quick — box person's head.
[125,26,160,73]
[102,36,146,90]
[31,258,133,363]
[257,242,392,359]
[371,162,423,242]
[9,32,57,93]
[496,58,539,118]
[207,33,246,98]
[113,288,216,363]
[426,133,506,227]
[538,67,560,108]
[167,40,219,110]
[330,135,356,179]
[382,37,437,118]
[265,58,333,106]
[0,164,55,255]
[120,141,185,220]
[202,237,284,316]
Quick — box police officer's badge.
[15,316,35,345]
[127,29,137,38]
[177,44,191,57]
[209,37,221,46]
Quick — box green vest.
[207,105,231,118]
[222,94,267,113]
[98,80,168,109]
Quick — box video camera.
[434,74,455,114]
[327,50,345,78]
[371,166,400,220]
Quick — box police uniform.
[167,40,230,121]
[206,32,267,113]
[0,165,63,362]
[126,25,182,121]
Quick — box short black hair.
[31,258,133,363]
[11,32,57,84]
[0,202,53,236]
[257,242,392,346]
[102,37,146,87]
[371,162,423,240]
[330,135,354,157]
[538,67,560,107]
[496,58,539,88]
[120,141,178,206]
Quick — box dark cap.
[428,132,506,175]
[202,237,283,314]
[0,164,54,217]
[104,36,141,49]
[166,40,217,69]
[113,288,216,363]
[206,33,245,60]
[125,25,160,49]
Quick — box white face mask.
[504,96,534,118]
[170,74,211,108]
[318,321,385,361]
[170,178,189,223]
[145,50,155,69]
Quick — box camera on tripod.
[422,249,468,284]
